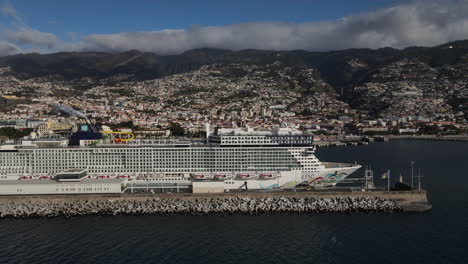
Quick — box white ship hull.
[0,126,362,193]
[130,162,361,190]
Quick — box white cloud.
[6,28,59,49]
[0,0,23,25]
[0,41,20,56]
[0,0,58,53]
[1,0,468,56]
[72,0,468,54]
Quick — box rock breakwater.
[0,196,401,218]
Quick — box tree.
[109,121,137,129]
[169,123,185,136]
[418,124,439,135]
[0,127,33,139]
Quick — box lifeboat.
[191,174,213,180]
[259,173,277,179]
[19,176,32,180]
[213,174,233,180]
[237,173,258,180]
[97,175,110,179]
[38,176,50,180]
[118,175,131,179]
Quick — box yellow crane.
[101,130,135,142]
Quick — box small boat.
[237,173,258,180]
[213,174,233,180]
[259,173,277,179]
[191,174,213,180]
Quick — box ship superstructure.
[0,124,361,191]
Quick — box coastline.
[385,135,468,142]
[315,135,468,147]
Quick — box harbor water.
[0,140,467,264]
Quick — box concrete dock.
[0,190,431,217]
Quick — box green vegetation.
[186,131,205,138]
[111,88,134,97]
[108,121,138,130]
[363,131,392,136]
[142,96,160,102]
[10,87,35,97]
[169,123,185,136]
[0,127,33,139]
[137,109,157,115]
[418,124,440,135]
[440,125,461,135]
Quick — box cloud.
[1,0,468,56]
[0,0,59,51]
[72,0,468,54]
[66,32,79,41]
[0,0,23,25]
[0,41,20,56]
[6,28,59,49]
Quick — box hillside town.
[0,58,466,139]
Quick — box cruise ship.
[0,123,361,193]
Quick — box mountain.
[0,40,467,118]
[2,42,467,89]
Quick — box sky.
[0,0,468,56]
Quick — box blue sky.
[10,0,398,40]
[0,0,467,56]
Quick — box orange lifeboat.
[213,174,233,180]
[237,174,258,180]
[191,174,213,180]
[259,173,278,179]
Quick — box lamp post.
[418,168,421,191]
[411,161,415,190]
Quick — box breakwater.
[0,191,429,218]
[0,197,400,217]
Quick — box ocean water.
[0,140,467,264]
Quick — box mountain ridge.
[0,40,467,119]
